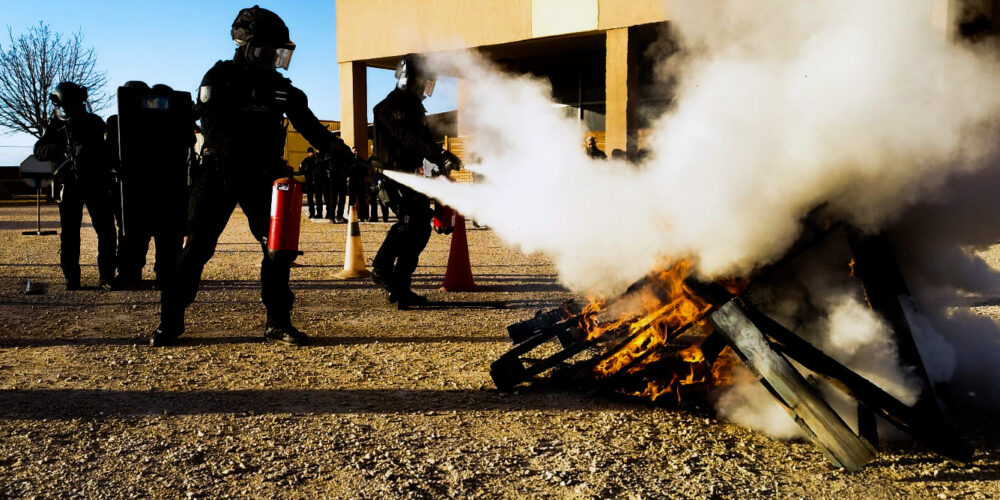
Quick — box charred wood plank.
[858,405,878,448]
[507,300,582,344]
[709,299,876,471]
[743,305,971,465]
[844,229,940,413]
[490,321,594,392]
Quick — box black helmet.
[122,80,149,90]
[232,5,296,70]
[395,53,437,99]
[49,81,89,121]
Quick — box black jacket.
[372,88,445,172]
[197,59,346,169]
[299,154,317,179]
[34,113,110,184]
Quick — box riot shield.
[115,82,194,285]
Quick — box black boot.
[264,316,309,346]
[149,322,184,347]
[371,267,393,294]
[389,289,428,310]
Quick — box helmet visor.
[274,47,294,70]
[253,45,295,70]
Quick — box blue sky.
[0,0,457,165]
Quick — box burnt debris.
[491,213,970,472]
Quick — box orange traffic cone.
[335,200,371,279]
[440,213,476,291]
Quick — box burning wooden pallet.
[490,215,971,472]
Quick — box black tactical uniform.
[151,6,350,346]
[325,153,347,222]
[371,54,460,308]
[300,149,323,218]
[348,150,370,221]
[34,82,117,290]
[368,174,390,222]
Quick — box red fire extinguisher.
[267,177,303,261]
[433,202,455,235]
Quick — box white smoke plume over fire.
[385,0,1000,423]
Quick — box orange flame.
[576,260,738,403]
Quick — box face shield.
[252,42,296,70]
[53,105,70,122]
[422,78,436,98]
[50,84,90,121]
[52,100,89,121]
[405,76,436,100]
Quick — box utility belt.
[199,147,285,180]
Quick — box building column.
[456,77,469,137]
[339,61,368,159]
[605,27,639,155]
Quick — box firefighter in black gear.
[150,5,352,347]
[34,81,117,291]
[371,53,461,308]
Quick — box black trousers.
[117,182,186,285]
[58,181,117,283]
[326,175,346,219]
[305,176,326,218]
[159,165,293,328]
[369,195,390,222]
[118,231,183,285]
[348,173,369,220]
[372,185,432,292]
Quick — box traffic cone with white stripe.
[335,200,371,279]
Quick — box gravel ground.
[0,203,998,499]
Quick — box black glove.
[440,150,461,177]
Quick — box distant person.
[585,136,606,160]
[349,146,370,221]
[371,53,461,308]
[300,147,323,218]
[324,151,347,223]
[149,5,352,347]
[33,82,117,291]
[368,174,391,223]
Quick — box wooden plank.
[843,228,939,412]
[744,305,971,465]
[709,299,876,471]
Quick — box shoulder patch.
[199,86,212,103]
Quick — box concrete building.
[335,0,999,159]
[283,119,340,170]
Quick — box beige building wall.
[284,120,339,171]
[337,0,987,160]
[336,0,533,64]
[336,0,669,63]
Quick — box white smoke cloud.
[390,0,1000,294]
[712,364,803,440]
[384,0,1000,420]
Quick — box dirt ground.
[0,203,998,499]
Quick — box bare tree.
[0,22,109,138]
